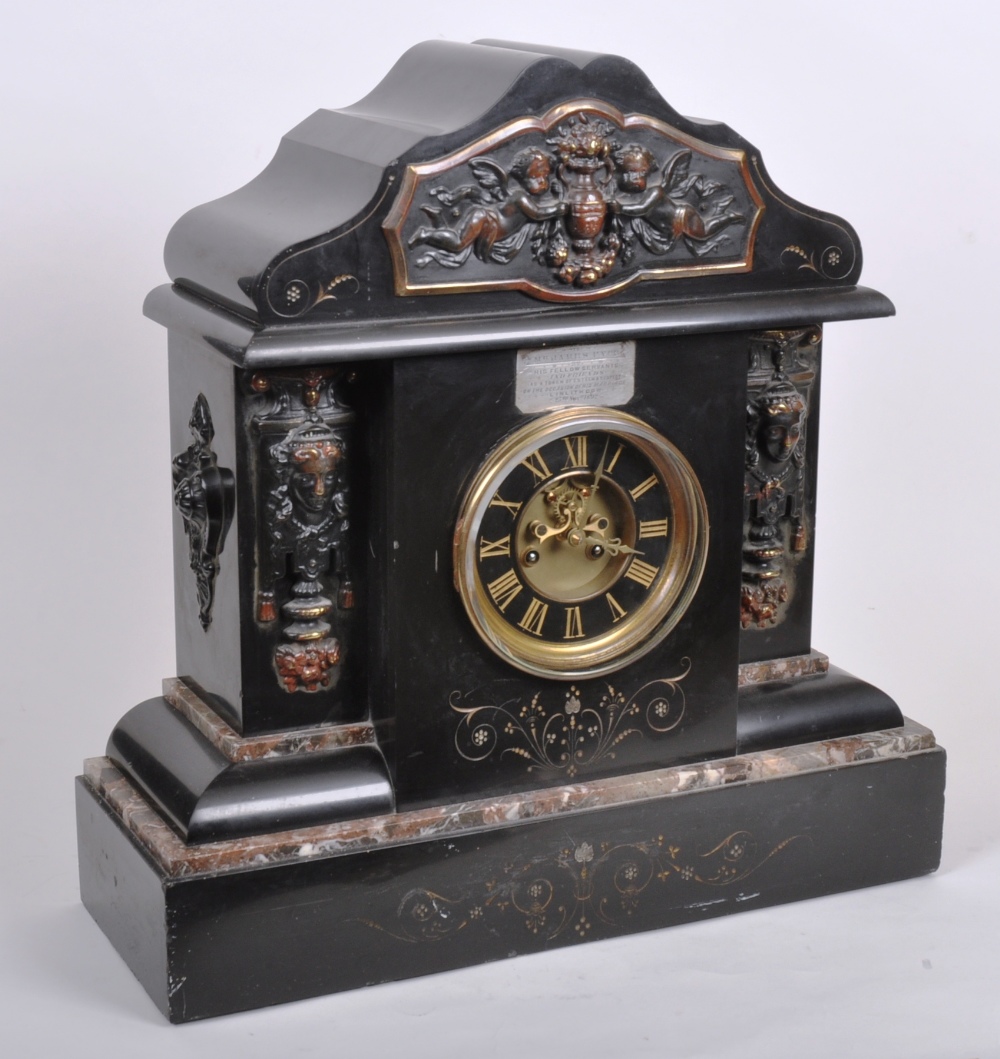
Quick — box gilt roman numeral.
[487,569,522,611]
[605,592,627,623]
[563,435,588,468]
[624,558,660,589]
[518,597,549,636]
[520,450,551,482]
[489,493,522,517]
[638,519,669,539]
[629,475,658,501]
[479,535,511,559]
[563,606,585,640]
[605,443,624,475]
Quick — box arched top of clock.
[148,39,892,365]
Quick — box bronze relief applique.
[251,369,355,694]
[384,100,765,302]
[742,328,819,628]
[171,394,235,629]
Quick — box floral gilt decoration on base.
[450,661,690,777]
[362,829,803,944]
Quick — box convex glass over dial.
[454,407,708,678]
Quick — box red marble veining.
[82,718,935,880]
[737,649,829,687]
[161,677,375,762]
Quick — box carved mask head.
[291,440,342,512]
[510,148,554,195]
[756,381,806,464]
[614,144,656,193]
[272,420,344,517]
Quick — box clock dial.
[454,408,708,679]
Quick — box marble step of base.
[77,719,945,1022]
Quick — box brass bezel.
[454,407,708,679]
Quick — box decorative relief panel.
[741,328,819,629]
[171,394,235,629]
[383,100,765,303]
[249,369,355,693]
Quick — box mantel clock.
[76,40,945,1022]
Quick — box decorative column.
[249,367,355,694]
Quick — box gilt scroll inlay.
[384,100,765,303]
[450,661,690,777]
[363,829,802,943]
[742,328,819,629]
[171,394,235,630]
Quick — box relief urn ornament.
[76,40,944,1022]
[385,97,764,302]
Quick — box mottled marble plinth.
[78,719,945,1021]
[162,650,827,765]
[162,678,374,761]
[737,649,829,687]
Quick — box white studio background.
[1,2,997,1056]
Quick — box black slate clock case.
[75,40,945,1022]
[370,337,747,808]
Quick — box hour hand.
[583,513,611,537]
[529,516,570,543]
[586,535,644,557]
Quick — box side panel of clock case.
[168,334,244,730]
[168,337,367,734]
[738,335,822,663]
[372,337,747,811]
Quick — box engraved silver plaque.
[514,341,636,413]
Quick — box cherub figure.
[407,147,566,268]
[613,144,745,257]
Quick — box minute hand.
[591,440,608,493]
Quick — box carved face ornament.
[292,441,342,493]
[289,440,341,516]
[616,145,656,193]
[757,386,805,464]
[522,155,552,195]
[270,417,345,520]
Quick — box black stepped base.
[105,696,393,842]
[78,721,945,1022]
[737,664,903,752]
